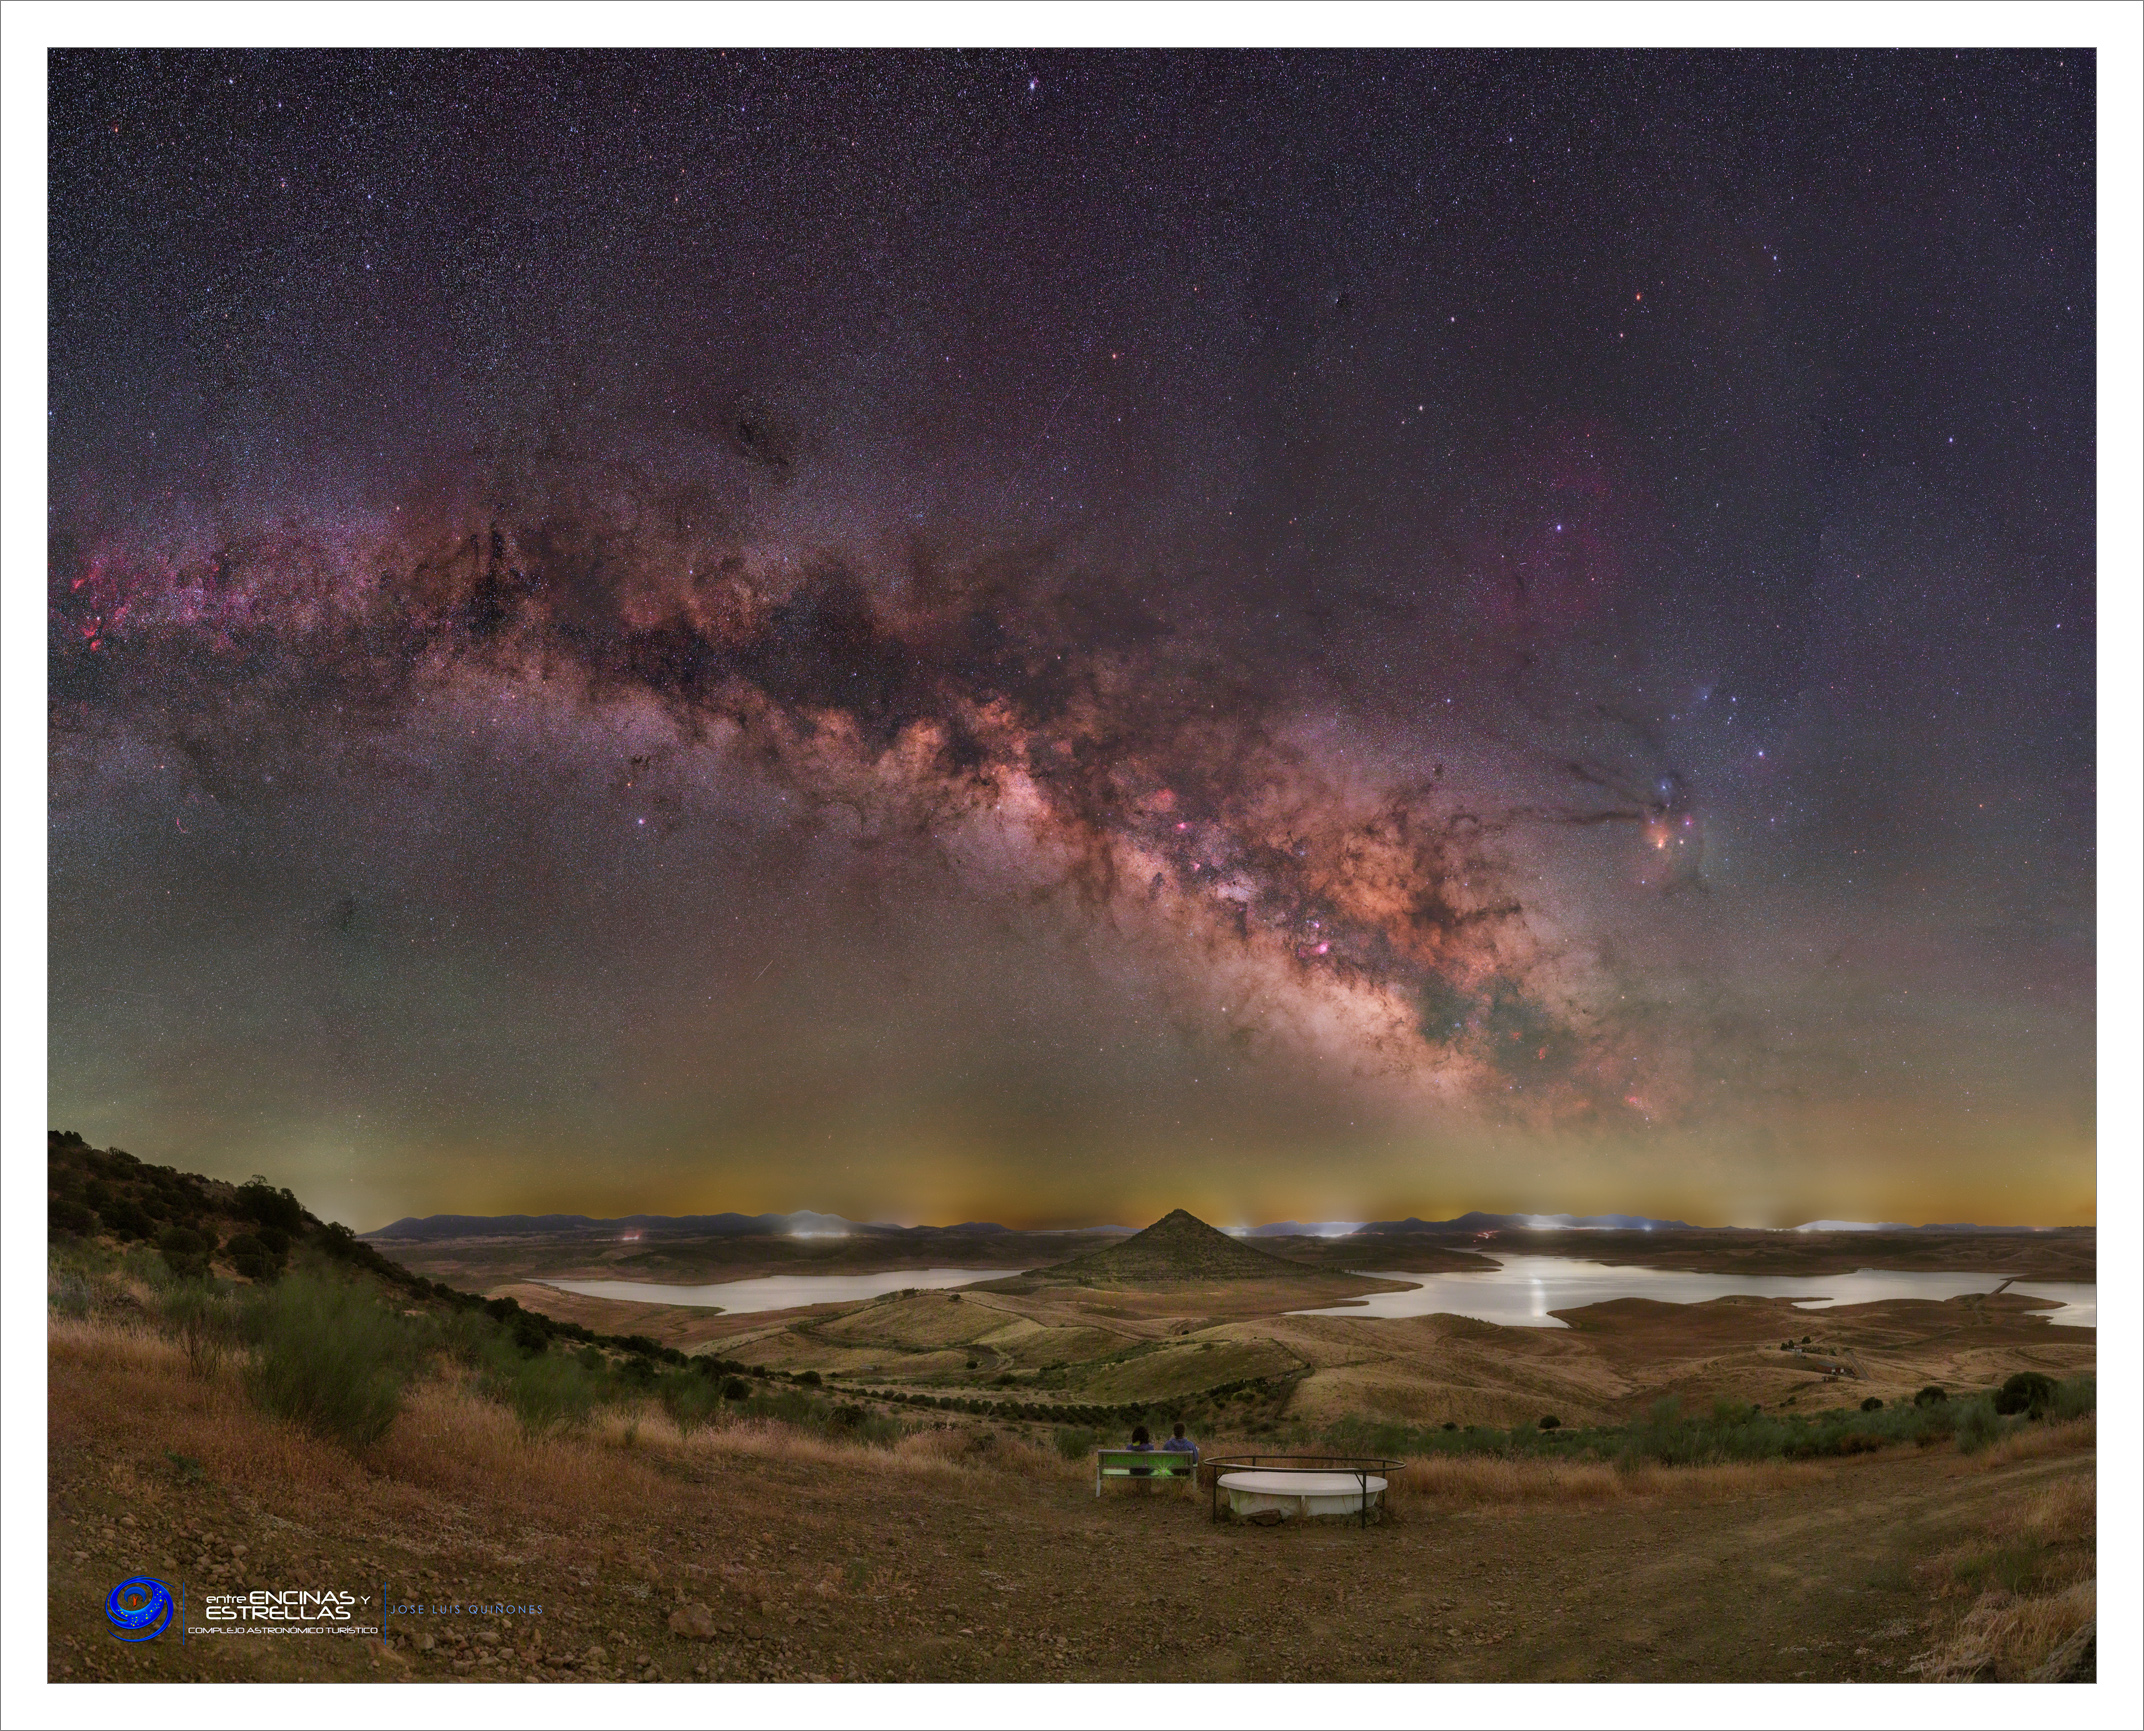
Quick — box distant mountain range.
[363,1210,1135,1243]
[364,1207,2073,1242]
[1355,1211,1700,1233]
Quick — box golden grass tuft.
[48,1315,359,1499]
[1910,1580,2094,1681]
[1965,1414,2094,1470]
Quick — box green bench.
[1095,1447,1198,1497]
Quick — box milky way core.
[47,49,2096,1229]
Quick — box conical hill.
[1037,1208,1322,1284]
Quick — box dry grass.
[48,1315,360,1500]
[1389,1450,1826,1506]
[1908,1430,2095,1681]
[1957,1414,2094,1471]
[1910,1580,2094,1681]
[53,1311,1092,1534]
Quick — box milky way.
[47,50,2096,1227]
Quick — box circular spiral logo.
[105,1576,174,1643]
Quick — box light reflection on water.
[1290,1255,2096,1330]
[537,1268,1028,1314]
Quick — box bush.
[1953,1398,2001,1454]
[1994,1372,2057,1417]
[2050,1375,2095,1421]
[797,1370,822,1387]
[162,1281,240,1377]
[245,1273,410,1450]
[157,1225,214,1281]
[1054,1426,1098,1460]
[658,1372,724,1434]
[1538,1415,1561,1431]
[1860,1396,1884,1413]
[723,1377,749,1401]
[50,1267,96,1319]
[491,1348,598,1436]
[222,1233,286,1283]
[237,1177,306,1235]
[49,1197,97,1237]
[1914,1385,1947,1406]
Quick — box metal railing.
[1204,1454,1403,1527]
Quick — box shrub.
[497,1349,598,1436]
[722,1378,749,1401]
[1914,1385,1947,1407]
[245,1273,409,1450]
[157,1225,214,1281]
[510,1313,549,1356]
[1055,1427,1098,1460]
[658,1372,724,1434]
[315,1221,363,1259]
[1861,1396,1884,1412]
[162,1281,240,1377]
[49,1197,97,1237]
[50,1267,96,1318]
[222,1233,285,1283]
[797,1370,823,1387]
[237,1177,306,1234]
[1954,1398,2001,1454]
[2050,1375,2095,1421]
[1539,1415,1561,1431]
[1442,1421,1458,1432]
[1994,1372,2057,1417]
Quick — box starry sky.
[45,49,2096,1231]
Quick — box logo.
[106,1576,175,1643]
[203,1589,363,1625]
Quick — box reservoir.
[537,1267,1028,1315]
[1289,1255,2096,1329]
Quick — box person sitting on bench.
[1161,1419,1199,1466]
[1127,1423,1155,1475]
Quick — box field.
[44,1141,2097,1685]
[48,1304,2094,1685]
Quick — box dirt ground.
[48,1315,2094,1686]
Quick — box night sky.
[46,49,2096,1231]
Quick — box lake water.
[1290,1255,2096,1329]
[538,1268,1028,1315]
